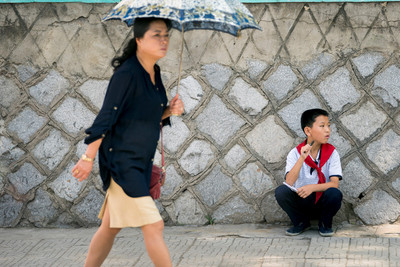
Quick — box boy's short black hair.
[301,109,329,134]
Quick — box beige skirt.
[98,178,162,228]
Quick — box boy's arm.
[285,157,305,185]
[285,144,313,186]
[297,176,339,198]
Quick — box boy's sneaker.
[285,222,311,236]
[319,225,334,237]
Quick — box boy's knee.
[275,184,291,201]
[324,188,343,202]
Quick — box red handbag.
[149,126,165,200]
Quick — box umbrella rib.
[176,23,184,95]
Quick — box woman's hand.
[169,94,184,116]
[72,160,93,182]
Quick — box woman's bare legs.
[141,220,172,267]
[84,204,121,267]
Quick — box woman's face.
[136,20,170,60]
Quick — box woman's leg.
[84,204,121,267]
[141,220,172,267]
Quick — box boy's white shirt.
[285,147,342,189]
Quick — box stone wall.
[0,2,400,227]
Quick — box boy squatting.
[275,109,343,237]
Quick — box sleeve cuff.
[329,175,343,181]
[84,129,107,144]
[162,117,171,127]
[284,172,289,180]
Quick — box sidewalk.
[1,223,399,267]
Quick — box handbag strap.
[160,125,165,172]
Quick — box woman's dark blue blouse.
[84,54,170,198]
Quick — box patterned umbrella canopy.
[102,0,261,36]
[103,0,261,93]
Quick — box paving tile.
[0,226,398,266]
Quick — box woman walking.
[72,17,184,267]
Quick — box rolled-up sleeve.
[84,71,134,144]
[161,117,171,127]
[328,150,342,180]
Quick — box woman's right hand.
[169,94,184,116]
[72,159,93,182]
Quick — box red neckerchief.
[296,140,335,203]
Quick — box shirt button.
[160,122,162,126]
[156,87,159,91]
[151,158,154,162]
[161,104,164,107]
[109,148,113,152]
[101,134,105,138]
[113,106,118,110]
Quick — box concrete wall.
[0,2,400,227]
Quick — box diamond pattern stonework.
[32,130,70,171]
[7,108,47,144]
[1,2,400,226]
[340,101,387,141]
[196,95,245,146]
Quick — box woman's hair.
[111,17,172,71]
[301,108,329,134]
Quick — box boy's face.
[305,115,331,144]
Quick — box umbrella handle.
[176,23,184,96]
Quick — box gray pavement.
[1,223,400,267]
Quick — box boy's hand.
[300,144,312,159]
[297,184,314,198]
[72,160,93,182]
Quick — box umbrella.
[102,0,262,92]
